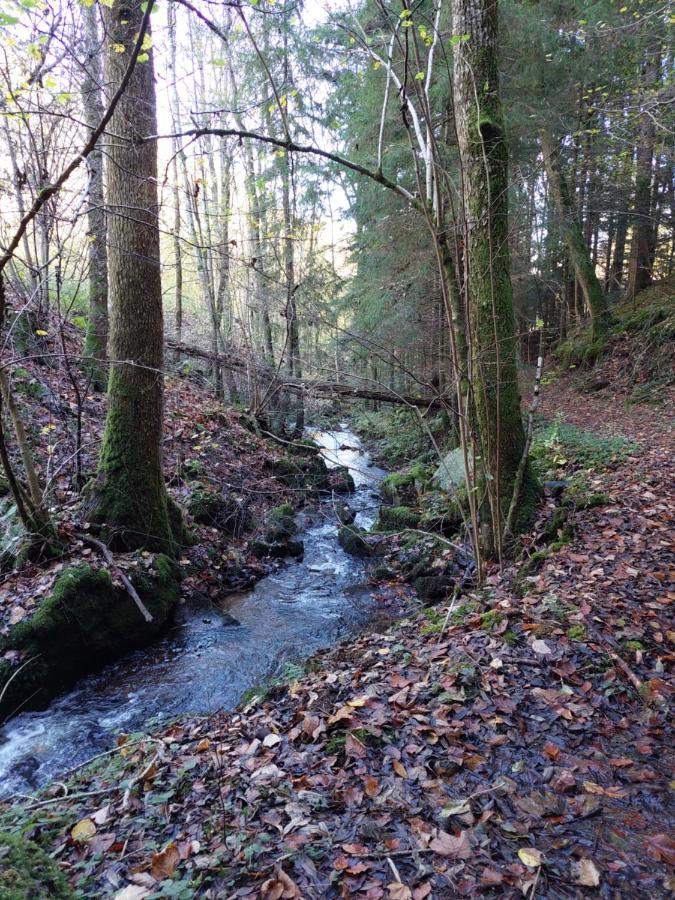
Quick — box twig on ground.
[76,532,153,623]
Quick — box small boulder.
[338,525,372,557]
[329,465,356,494]
[432,447,468,493]
[374,505,421,533]
[188,489,250,536]
[335,502,356,525]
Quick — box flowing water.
[0,427,388,799]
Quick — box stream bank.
[1,393,672,899]
[0,426,404,799]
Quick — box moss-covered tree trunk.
[540,129,610,340]
[81,2,108,391]
[452,0,539,556]
[90,0,179,553]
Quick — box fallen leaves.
[428,829,472,859]
[150,841,180,880]
[70,818,96,842]
[571,857,601,887]
[518,847,542,868]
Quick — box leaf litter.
[0,376,673,898]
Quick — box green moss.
[373,506,421,533]
[520,549,549,578]
[0,561,179,717]
[567,624,587,642]
[541,507,572,544]
[554,332,606,369]
[480,609,505,631]
[183,458,204,478]
[268,503,294,521]
[623,640,644,652]
[325,733,347,755]
[329,465,356,494]
[418,492,463,538]
[0,832,74,899]
[264,505,295,542]
[338,525,372,556]
[268,455,331,494]
[240,684,268,706]
[188,490,224,524]
[187,489,249,536]
[502,629,518,645]
[380,471,417,505]
[532,418,636,476]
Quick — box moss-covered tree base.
[0,559,180,718]
[0,833,74,899]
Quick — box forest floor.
[0,351,325,634]
[1,370,672,897]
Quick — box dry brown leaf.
[345,732,367,758]
[151,841,180,880]
[429,828,472,858]
[387,883,412,899]
[571,858,600,887]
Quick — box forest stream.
[0,427,389,800]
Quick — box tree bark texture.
[92,0,179,553]
[81,2,109,390]
[452,0,539,552]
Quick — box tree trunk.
[540,129,610,340]
[626,42,660,300]
[452,0,539,556]
[81,2,109,391]
[609,210,628,290]
[167,4,183,349]
[91,0,180,554]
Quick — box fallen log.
[166,340,447,409]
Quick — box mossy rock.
[264,504,296,542]
[380,472,417,506]
[374,506,421,533]
[329,465,356,494]
[518,549,549,579]
[0,832,74,899]
[540,506,573,544]
[0,560,179,717]
[418,492,464,538]
[249,539,303,560]
[338,525,372,557]
[267,455,332,493]
[335,502,356,525]
[187,489,250,536]
[413,573,453,603]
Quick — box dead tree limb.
[167,340,447,410]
